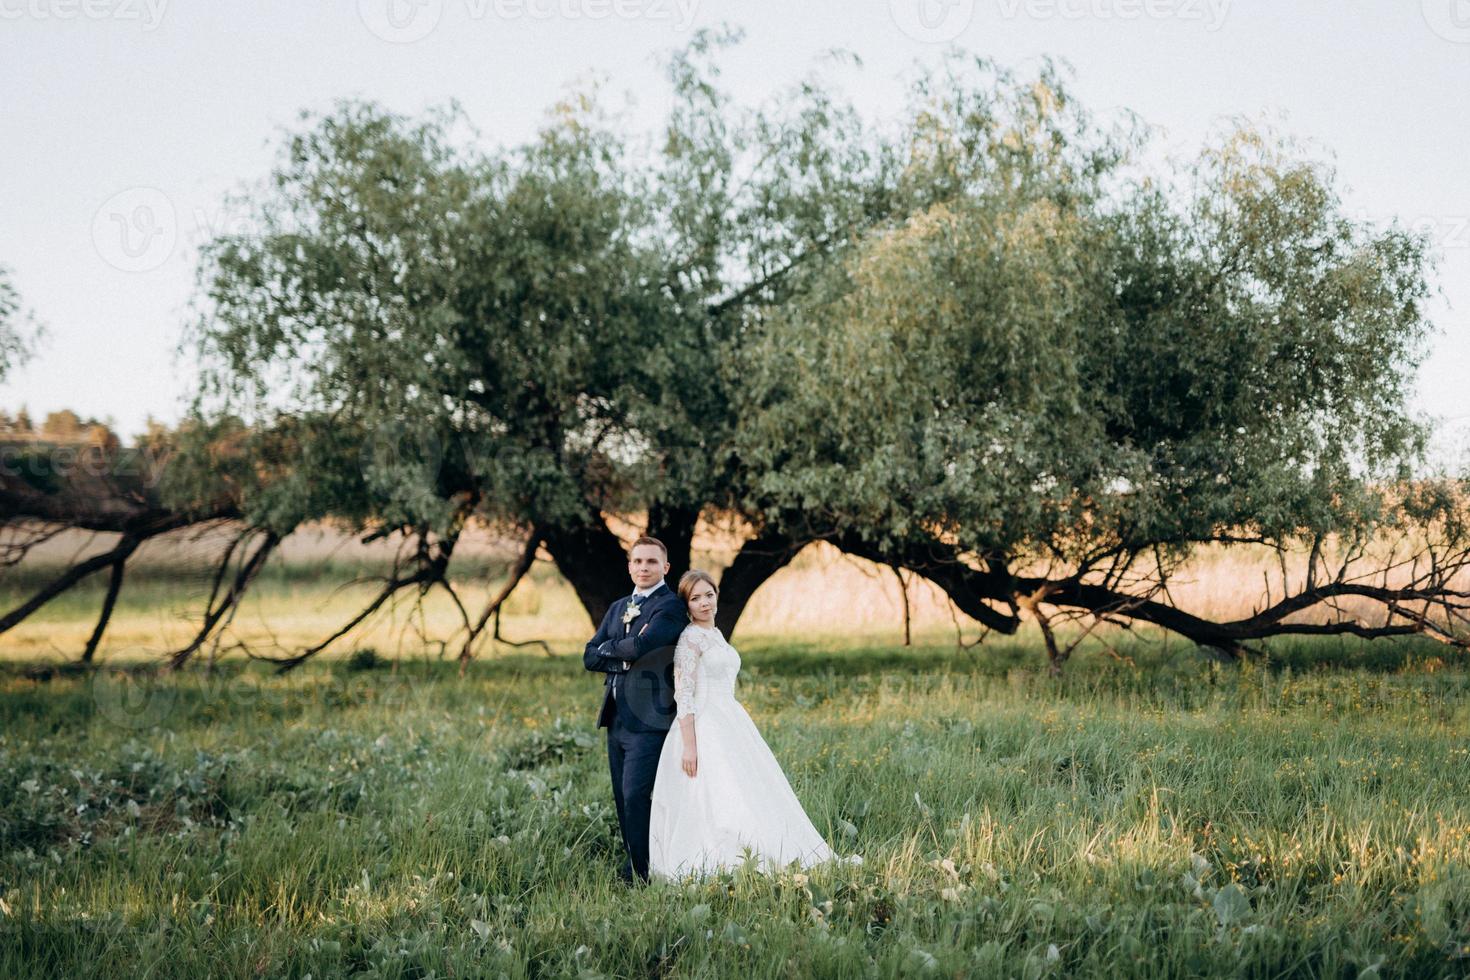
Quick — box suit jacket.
[583,582,687,732]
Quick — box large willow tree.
[734,67,1467,669]
[4,37,1465,670]
[149,29,904,667]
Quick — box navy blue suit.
[583,581,686,882]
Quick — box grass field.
[4,523,1470,976]
[3,630,1470,978]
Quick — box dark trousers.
[606,710,668,882]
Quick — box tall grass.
[2,636,1468,977]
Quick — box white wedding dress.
[648,623,850,881]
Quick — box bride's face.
[687,582,717,623]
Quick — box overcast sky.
[1,0,1466,463]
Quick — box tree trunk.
[541,518,635,629]
[543,513,807,640]
[714,527,803,636]
[646,502,699,586]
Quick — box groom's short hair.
[628,535,667,560]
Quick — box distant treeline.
[0,407,121,450]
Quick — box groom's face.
[627,544,669,591]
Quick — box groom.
[583,535,686,885]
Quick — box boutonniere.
[622,601,642,626]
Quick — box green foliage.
[0,265,42,386]
[170,38,1464,645]
[185,93,665,532]
[178,32,915,539]
[343,647,382,673]
[733,60,1442,564]
[179,39,1458,591]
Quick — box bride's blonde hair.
[677,569,719,604]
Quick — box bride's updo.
[677,569,718,603]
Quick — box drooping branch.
[835,528,1470,666]
[0,521,72,568]
[832,530,1022,635]
[167,526,281,669]
[2,444,243,651]
[892,564,912,647]
[0,513,196,635]
[0,452,237,534]
[262,525,460,673]
[487,606,553,657]
[458,527,542,671]
[1027,589,1066,678]
[79,534,139,663]
[1223,580,1470,637]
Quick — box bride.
[648,569,856,880]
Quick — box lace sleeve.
[673,629,701,720]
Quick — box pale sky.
[1,0,1466,465]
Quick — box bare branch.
[458,527,542,671]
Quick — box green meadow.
[3,621,1469,978]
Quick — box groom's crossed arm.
[583,601,631,675]
[605,599,685,663]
